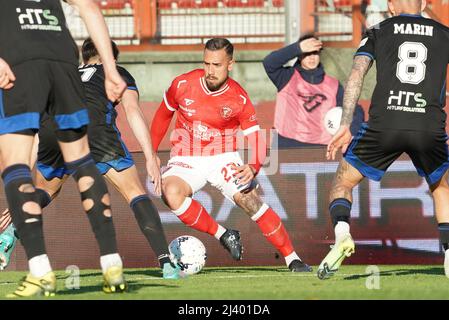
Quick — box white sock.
[335,221,351,242]
[284,251,300,267]
[29,254,52,278]
[214,225,226,240]
[100,253,123,274]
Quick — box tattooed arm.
[340,55,373,126]
[326,55,372,160]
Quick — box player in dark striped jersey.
[318,0,449,279]
[0,39,184,280]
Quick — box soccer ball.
[169,235,207,275]
[323,107,343,135]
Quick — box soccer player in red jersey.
[151,38,312,272]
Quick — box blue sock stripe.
[130,195,149,208]
[65,154,95,170]
[330,199,352,209]
[2,170,32,186]
[438,227,449,231]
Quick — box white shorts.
[162,152,248,203]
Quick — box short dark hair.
[204,38,234,59]
[298,33,319,44]
[81,38,119,64]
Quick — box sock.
[172,198,222,237]
[438,223,449,251]
[335,221,351,242]
[2,164,47,259]
[65,154,117,255]
[214,225,226,240]
[29,254,52,278]
[35,188,52,209]
[329,198,351,227]
[3,190,49,241]
[100,253,123,273]
[158,254,172,268]
[130,195,170,268]
[284,251,301,267]
[252,204,294,257]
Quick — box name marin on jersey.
[16,6,61,32]
[394,23,434,37]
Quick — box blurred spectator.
[263,34,364,148]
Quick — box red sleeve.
[237,92,265,174]
[150,80,179,151]
[238,93,260,135]
[162,78,180,112]
[150,101,175,152]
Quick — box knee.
[162,182,186,210]
[431,178,449,194]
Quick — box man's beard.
[205,76,227,91]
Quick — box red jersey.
[162,69,260,157]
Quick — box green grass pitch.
[0,265,448,299]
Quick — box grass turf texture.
[0,265,448,299]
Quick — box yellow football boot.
[317,234,355,280]
[103,266,127,293]
[6,271,56,298]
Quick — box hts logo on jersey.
[387,90,427,114]
[16,8,61,31]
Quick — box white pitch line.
[0,273,362,287]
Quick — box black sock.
[35,188,52,209]
[2,164,46,259]
[438,223,449,251]
[329,198,352,227]
[66,154,117,255]
[130,195,170,268]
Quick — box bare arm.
[340,55,373,126]
[66,0,125,101]
[326,55,372,160]
[121,90,161,195]
[121,90,155,161]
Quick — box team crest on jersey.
[184,98,194,106]
[220,106,233,119]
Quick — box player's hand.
[0,58,15,90]
[104,68,126,103]
[299,38,323,53]
[326,125,353,161]
[146,154,162,196]
[0,209,12,233]
[232,164,256,188]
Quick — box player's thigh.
[344,125,403,181]
[407,130,449,187]
[104,165,146,204]
[36,118,72,182]
[0,133,35,169]
[162,157,207,198]
[48,62,90,161]
[207,152,248,204]
[47,62,88,131]
[0,61,51,166]
[0,61,50,135]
